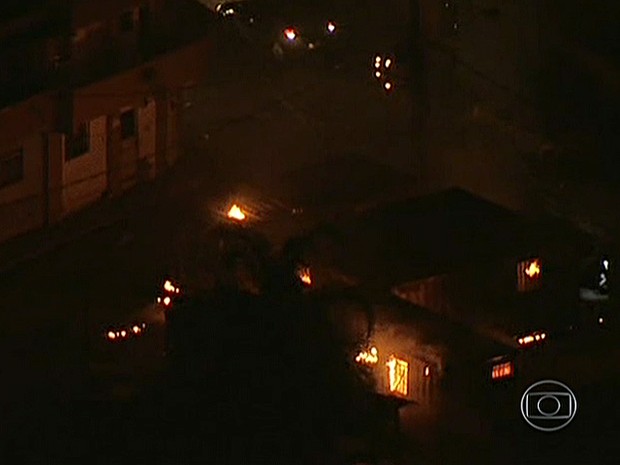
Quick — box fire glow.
[517,331,546,346]
[297,266,312,286]
[355,346,378,365]
[492,361,513,380]
[227,204,246,221]
[387,355,409,396]
[525,259,541,278]
[106,323,147,341]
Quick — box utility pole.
[409,0,428,194]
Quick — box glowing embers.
[386,355,409,396]
[355,346,378,365]
[491,360,514,380]
[517,330,547,347]
[227,204,247,221]
[106,323,147,342]
[156,278,182,310]
[517,258,542,292]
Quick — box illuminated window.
[386,356,409,396]
[517,258,542,292]
[491,361,514,380]
[0,149,24,189]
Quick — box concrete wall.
[62,115,107,215]
[0,93,58,242]
[138,98,157,179]
[0,135,46,243]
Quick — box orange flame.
[227,204,246,221]
[525,260,541,278]
[355,346,378,365]
[298,267,312,285]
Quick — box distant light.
[164,280,175,293]
[284,28,297,40]
[541,333,546,339]
[120,330,127,337]
[603,259,609,270]
[453,22,458,30]
[374,61,381,69]
[107,331,116,340]
[598,317,604,324]
[375,55,381,63]
[132,325,140,334]
[424,365,430,377]
[326,21,336,33]
[375,71,381,78]
[384,58,392,68]
[163,296,171,306]
[384,81,392,91]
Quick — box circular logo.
[520,380,577,432]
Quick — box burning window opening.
[517,258,542,292]
[491,361,514,380]
[386,355,409,396]
[296,266,312,286]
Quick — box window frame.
[68,121,91,160]
[517,257,543,292]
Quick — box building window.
[120,109,136,139]
[120,10,135,32]
[69,121,90,159]
[517,258,542,292]
[491,361,514,380]
[386,355,409,397]
[0,149,24,189]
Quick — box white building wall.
[62,115,108,215]
[0,134,46,242]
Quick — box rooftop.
[326,188,588,289]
